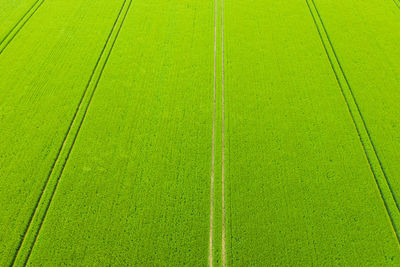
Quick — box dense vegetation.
[1,0,399,265]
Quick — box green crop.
[1,0,400,266]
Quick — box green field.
[1,0,400,265]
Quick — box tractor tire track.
[306,0,400,244]
[10,0,133,265]
[208,0,218,264]
[221,0,226,264]
[392,0,400,9]
[0,0,45,54]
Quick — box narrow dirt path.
[221,0,226,264]
[208,0,218,264]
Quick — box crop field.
[0,0,400,266]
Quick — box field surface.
[1,0,400,266]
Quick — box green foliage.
[1,0,400,265]
[0,0,129,264]
[224,0,400,265]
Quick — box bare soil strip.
[208,0,218,264]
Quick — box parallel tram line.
[209,0,227,264]
[392,0,400,9]
[10,0,133,265]
[208,0,217,263]
[0,0,45,54]
[221,0,226,264]
[306,0,400,243]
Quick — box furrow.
[10,0,133,265]
[306,0,400,243]
[0,0,45,54]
